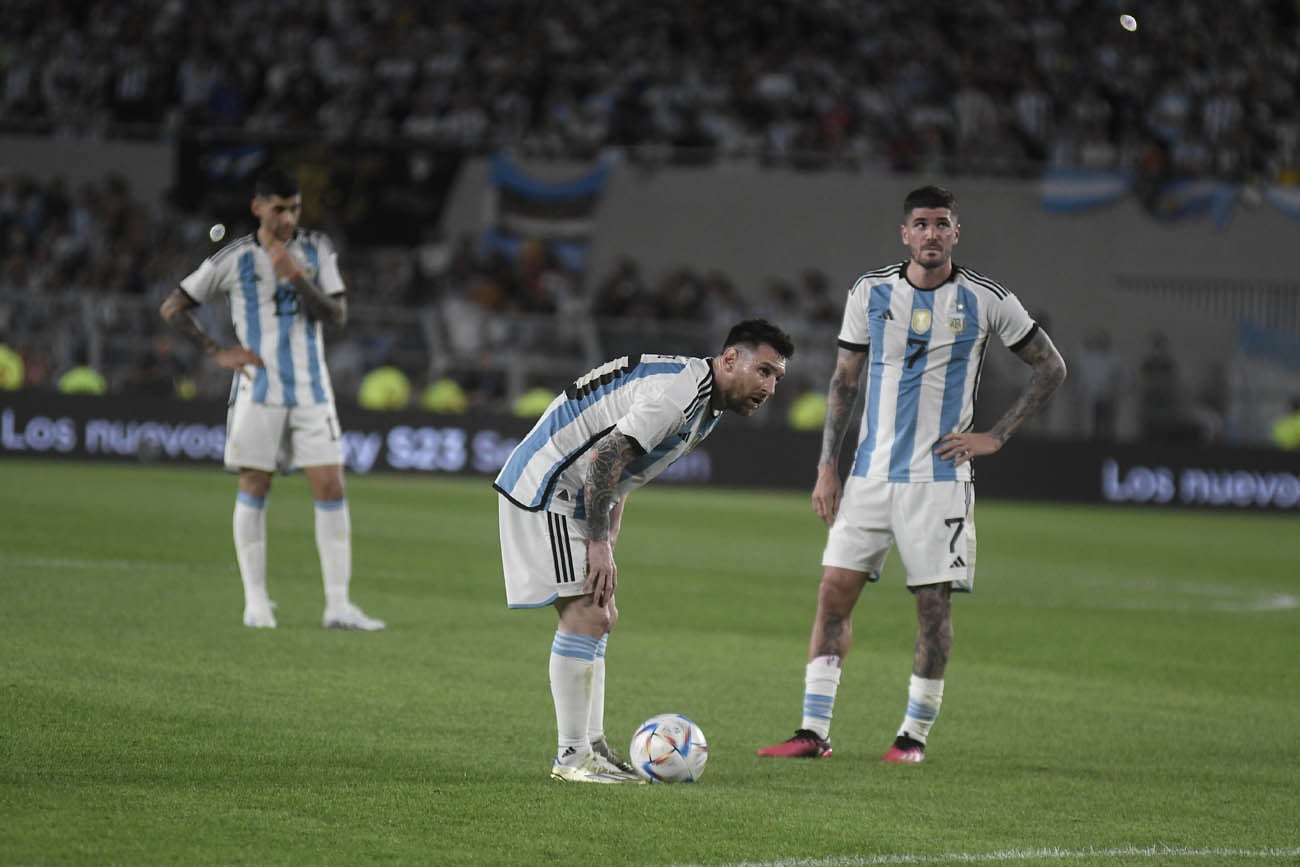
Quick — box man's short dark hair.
[903,185,957,216]
[723,319,795,359]
[255,166,300,199]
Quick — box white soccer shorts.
[822,478,976,591]
[224,396,344,472]
[498,498,590,608]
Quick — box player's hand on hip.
[936,431,1000,466]
[811,465,842,527]
[584,540,617,607]
[213,346,265,378]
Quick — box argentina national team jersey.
[840,262,1037,483]
[178,229,344,406]
[494,355,720,518]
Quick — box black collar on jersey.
[901,259,959,292]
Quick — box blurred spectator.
[419,376,469,414]
[591,257,655,318]
[357,365,412,410]
[1270,397,1300,451]
[57,358,106,395]
[511,238,569,315]
[756,277,803,331]
[19,344,52,389]
[787,389,827,432]
[1136,331,1192,442]
[655,267,704,321]
[698,270,749,329]
[797,268,838,325]
[1076,329,1123,440]
[512,385,555,418]
[0,341,23,389]
[132,333,182,398]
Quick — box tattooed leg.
[809,566,872,661]
[912,582,953,678]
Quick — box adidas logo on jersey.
[556,490,570,501]
[949,556,966,568]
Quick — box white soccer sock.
[800,655,843,739]
[550,631,600,759]
[233,492,268,605]
[314,498,351,608]
[586,633,610,744]
[897,675,945,743]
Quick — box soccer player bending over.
[758,185,1066,763]
[495,319,794,783]
[159,166,384,632]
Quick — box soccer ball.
[628,713,708,783]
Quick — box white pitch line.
[676,845,1300,867]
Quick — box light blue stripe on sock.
[906,700,939,722]
[236,491,266,509]
[551,632,600,661]
[314,498,346,511]
[595,633,608,659]
[803,693,835,721]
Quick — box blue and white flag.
[482,155,610,273]
[1039,168,1132,213]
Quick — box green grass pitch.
[1,460,1297,866]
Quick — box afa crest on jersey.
[946,301,967,333]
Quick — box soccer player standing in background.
[159,166,384,631]
[758,185,1066,763]
[495,319,794,783]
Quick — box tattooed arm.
[266,242,347,327]
[583,430,643,606]
[159,289,264,377]
[811,347,867,526]
[936,327,1067,465]
[291,271,347,327]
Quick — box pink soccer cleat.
[757,729,832,758]
[881,735,925,763]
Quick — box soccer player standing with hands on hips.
[758,185,1066,763]
[495,320,795,783]
[159,166,384,632]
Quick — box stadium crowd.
[0,167,1230,445]
[2,0,1299,181]
[4,0,1296,441]
[0,168,840,406]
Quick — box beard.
[913,247,949,269]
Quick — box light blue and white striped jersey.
[179,229,345,407]
[840,262,1036,483]
[494,354,720,518]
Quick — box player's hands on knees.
[811,465,843,527]
[585,540,617,607]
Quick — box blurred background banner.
[4,392,1296,512]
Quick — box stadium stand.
[2,1,1299,443]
